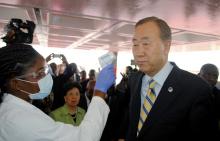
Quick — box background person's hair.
[64,63,78,77]
[63,81,82,96]
[200,63,219,75]
[0,44,41,104]
[135,16,171,41]
[89,69,96,78]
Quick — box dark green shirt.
[50,104,85,126]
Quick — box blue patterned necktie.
[137,79,156,135]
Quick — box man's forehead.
[133,23,159,38]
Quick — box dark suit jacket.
[213,87,220,119]
[126,64,219,141]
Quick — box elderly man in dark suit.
[123,16,219,141]
[198,63,220,128]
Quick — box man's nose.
[134,45,144,55]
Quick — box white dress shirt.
[140,62,173,109]
[0,93,109,141]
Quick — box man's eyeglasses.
[16,65,49,80]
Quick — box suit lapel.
[129,72,145,137]
[138,65,182,138]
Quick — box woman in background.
[50,82,85,126]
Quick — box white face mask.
[17,74,53,100]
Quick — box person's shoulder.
[50,105,66,115]
[175,67,210,89]
[170,67,213,102]
[129,71,144,80]
[81,79,89,85]
[127,71,144,90]
[77,107,86,114]
[213,86,220,94]
[179,68,202,80]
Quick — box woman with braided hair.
[0,43,116,141]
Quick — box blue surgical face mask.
[16,74,53,100]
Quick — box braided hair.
[0,44,41,104]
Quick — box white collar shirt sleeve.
[0,94,109,141]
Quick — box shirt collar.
[3,93,38,110]
[63,104,83,115]
[4,93,30,106]
[63,104,70,115]
[144,62,173,86]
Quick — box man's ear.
[64,96,67,102]
[163,40,171,56]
